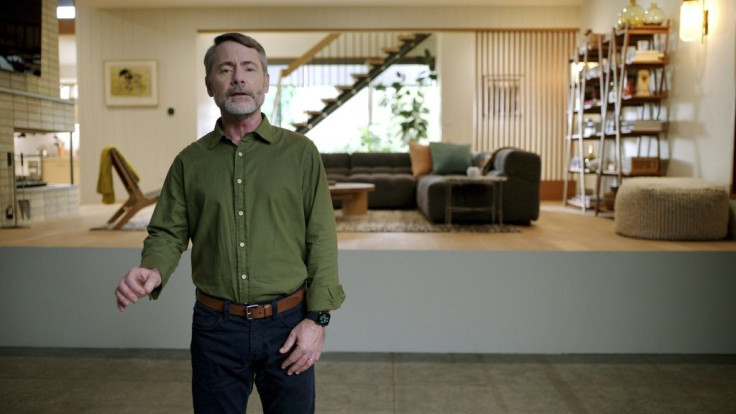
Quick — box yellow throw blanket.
[96,146,140,204]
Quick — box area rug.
[92,209,519,233]
[335,210,519,233]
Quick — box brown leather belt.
[196,287,306,320]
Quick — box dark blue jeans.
[190,300,315,414]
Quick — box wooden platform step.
[365,58,385,66]
[335,85,354,93]
[381,46,400,54]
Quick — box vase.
[645,2,665,25]
[621,0,646,28]
[616,12,626,29]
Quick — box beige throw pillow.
[409,142,433,178]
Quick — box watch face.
[318,312,331,326]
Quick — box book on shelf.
[626,49,665,64]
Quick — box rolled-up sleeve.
[302,145,345,312]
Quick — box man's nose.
[231,67,247,85]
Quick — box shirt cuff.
[306,284,346,312]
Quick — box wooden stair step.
[351,73,369,81]
[366,58,385,67]
[335,85,354,93]
[397,34,417,42]
[305,110,323,118]
[292,122,308,129]
[381,46,401,54]
[321,98,338,105]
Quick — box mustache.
[227,86,254,97]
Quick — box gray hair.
[203,33,268,76]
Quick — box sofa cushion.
[321,153,351,180]
[349,173,416,209]
[409,142,433,178]
[481,147,515,175]
[473,151,492,169]
[416,174,495,223]
[429,142,472,175]
[351,152,412,175]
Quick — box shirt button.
[238,152,243,156]
[241,274,247,280]
[239,242,245,247]
[238,211,243,216]
[237,179,242,184]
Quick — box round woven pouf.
[614,177,730,240]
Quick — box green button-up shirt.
[140,116,345,312]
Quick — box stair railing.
[270,32,340,125]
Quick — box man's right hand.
[115,267,162,312]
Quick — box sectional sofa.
[321,148,541,224]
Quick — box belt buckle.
[244,304,258,320]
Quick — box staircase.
[274,32,431,135]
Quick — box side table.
[329,182,375,216]
[444,176,508,225]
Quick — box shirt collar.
[204,114,277,149]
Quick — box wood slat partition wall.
[474,30,576,181]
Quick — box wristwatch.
[305,311,331,327]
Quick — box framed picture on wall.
[103,60,158,106]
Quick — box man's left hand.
[279,319,325,375]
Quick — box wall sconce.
[679,0,709,43]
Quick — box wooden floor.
[1,202,734,251]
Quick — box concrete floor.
[1,349,735,413]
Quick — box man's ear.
[264,73,270,93]
[205,77,213,97]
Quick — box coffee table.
[444,176,508,225]
[329,182,375,216]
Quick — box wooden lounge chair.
[106,148,161,230]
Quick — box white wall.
[75,5,580,204]
[581,0,735,187]
[3,247,736,353]
[437,33,476,144]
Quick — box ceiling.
[77,0,581,8]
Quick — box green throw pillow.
[429,142,472,174]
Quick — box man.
[114,33,345,413]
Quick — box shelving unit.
[563,31,609,212]
[563,23,670,215]
[598,22,670,215]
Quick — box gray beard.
[215,94,259,117]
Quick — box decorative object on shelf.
[103,60,159,106]
[645,3,665,25]
[680,0,709,43]
[620,0,646,28]
[635,69,651,96]
[584,144,596,169]
[584,118,596,137]
[624,79,636,98]
[622,156,660,176]
[616,13,626,30]
[603,185,618,211]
